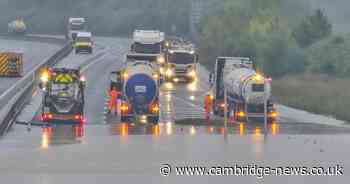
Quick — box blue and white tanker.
[119,61,160,124]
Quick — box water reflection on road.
[107,121,281,136]
[41,125,84,149]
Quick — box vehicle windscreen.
[133,42,161,54]
[50,83,78,98]
[169,52,195,64]
[70,23,85,31]
[76,36,91,42]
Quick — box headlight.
[187,70,196,77]
[80,76,86,82]
[153,73,160,80]
[157,56,165,64]
[253,74,263,81]
[187,82,197,91]
[122,72,128,80]
[166,69,173,77]
[159,67,165,74]
[40,71,49,83]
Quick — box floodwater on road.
[1,122,350,184]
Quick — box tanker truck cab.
[66,17,87,41]
[74,32,93,54]
[167,45,198,83]
[8,18,26,35]
[119,61,160,124]
[211,57,277,123]
[131,30,166,75]
[39,68,86,125]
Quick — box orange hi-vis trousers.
[109,90,121,113]
[204,95,213,120]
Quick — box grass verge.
[272,74,350,122]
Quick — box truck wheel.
[213,105,219,116]
[89,49,93,54]
[219,111,225,117]
[268,118,276,124]
[148,117,159,124]
[120,116,129,123]
[75,49,79,54]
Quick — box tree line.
[198,0,346,78]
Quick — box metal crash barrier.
[0,42,73,136]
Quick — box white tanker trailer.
[8,18,27,35]
[110,59,160,124]
[210,57,277,123]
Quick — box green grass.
[273,74,350,122]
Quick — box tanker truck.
[8,18,27,35]
[115,61,160,124]
[209,57,277,123]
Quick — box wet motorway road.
[1,37,350,183]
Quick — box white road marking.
[81,54,107,72]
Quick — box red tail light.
[42,113,53,121]
[74,115,80,120]
[74,114,85,124]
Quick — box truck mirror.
[110,71,119,82]
[116,72,122,82]
[196,54,199,63]
[209,72,213,84]
[38,82,43,90]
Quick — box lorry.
[8,18,26,35]
[166,40,198,83]
[209,57,277,123]
[74,32,93,54]
[0,52,23,77]
[131,30,166,76]
[39,67,86,124]
[66,17,87,41]
[110,60,160,124]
